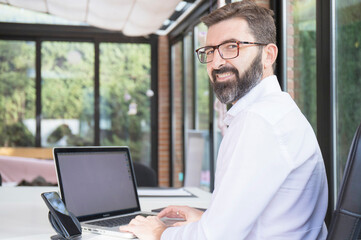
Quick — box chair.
[133,162,157,187]
[327,121,361,239]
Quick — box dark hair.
[201,0,276,45]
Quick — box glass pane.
[171,41,184,187]
[41,41,94,147]
[335,1,361,193]
[287,0,317,131]
[0,40,36,146]
[99,43,152,166]
[194,22,211,191]
[184,33,194,130]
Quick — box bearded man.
[120,1,328,239]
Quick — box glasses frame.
[195,41,267,64]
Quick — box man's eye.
[225,44,238,49]
[205,49,214,55]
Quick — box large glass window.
[194,22,211,190]
[0,40,36,146]
[335,0,361,193]
[287,0,317,131]
[184,33,194,131]
[99,43,152,165]
[41,41,94,147]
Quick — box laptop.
[53,146,155,238]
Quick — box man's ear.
[262,44,278,70]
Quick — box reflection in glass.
[335,0,361,194]
[184,33,194,131]
[194,23,211,191]
[0,40,36,146]
[99,43,151,165]
[41,41,94,147]
[287,0,317,131]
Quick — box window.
[0,6,156,169]
[0,40,36,146]
[184,33,195,132]
[99,43,152,164]
[194,22,211,190]
[41,41,94,147]
[286,0,317,131]
[335,0,361,193]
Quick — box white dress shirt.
[161,75,328,239]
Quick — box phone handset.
[41,191,82,240]
[48,210,81,239]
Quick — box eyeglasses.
[195,41,267,64]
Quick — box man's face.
[206,18,264,104]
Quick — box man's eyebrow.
[204,38,239,48]
[220,38,239,44]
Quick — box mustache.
[212,66,239,82]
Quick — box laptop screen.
[54,147,141,221]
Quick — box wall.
[158,35,170,186]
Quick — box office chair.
[327,121,361,240]
[133,162,157,187]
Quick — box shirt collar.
[224,75,281,125]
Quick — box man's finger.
[119,224,134,232]
[158,207,184,218]
[135,215,146,220]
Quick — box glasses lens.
[197,47,213,63]
[219,42,238,59]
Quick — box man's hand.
[157,205,204,226]
[119,215,167,240]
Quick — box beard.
[210,49,263,104]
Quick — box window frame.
[0,22,159,179]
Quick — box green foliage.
[336,19,361,174]
[294,30,317,130]
[41,41,94,120]
[99,43,151,162]
[0,40,152,162]
[0,122,34,147]
[0,40,36,146]
[195,22,210,131]
[196,62,210,130]
[47,124,72,144]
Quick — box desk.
[0,187,211,240]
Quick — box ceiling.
[0,0,199,36]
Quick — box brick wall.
[158,35,170,187]
[172,42,184,188]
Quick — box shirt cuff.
[161,226,180,240]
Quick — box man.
[120,1,328,239]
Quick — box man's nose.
[210,49,226,69]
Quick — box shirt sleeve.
[161,111,295,239]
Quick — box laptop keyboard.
[88,213,151,227]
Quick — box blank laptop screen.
[56,149,138,218]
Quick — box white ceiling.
[0,0,184,36]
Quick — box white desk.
[0,187,211,240]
